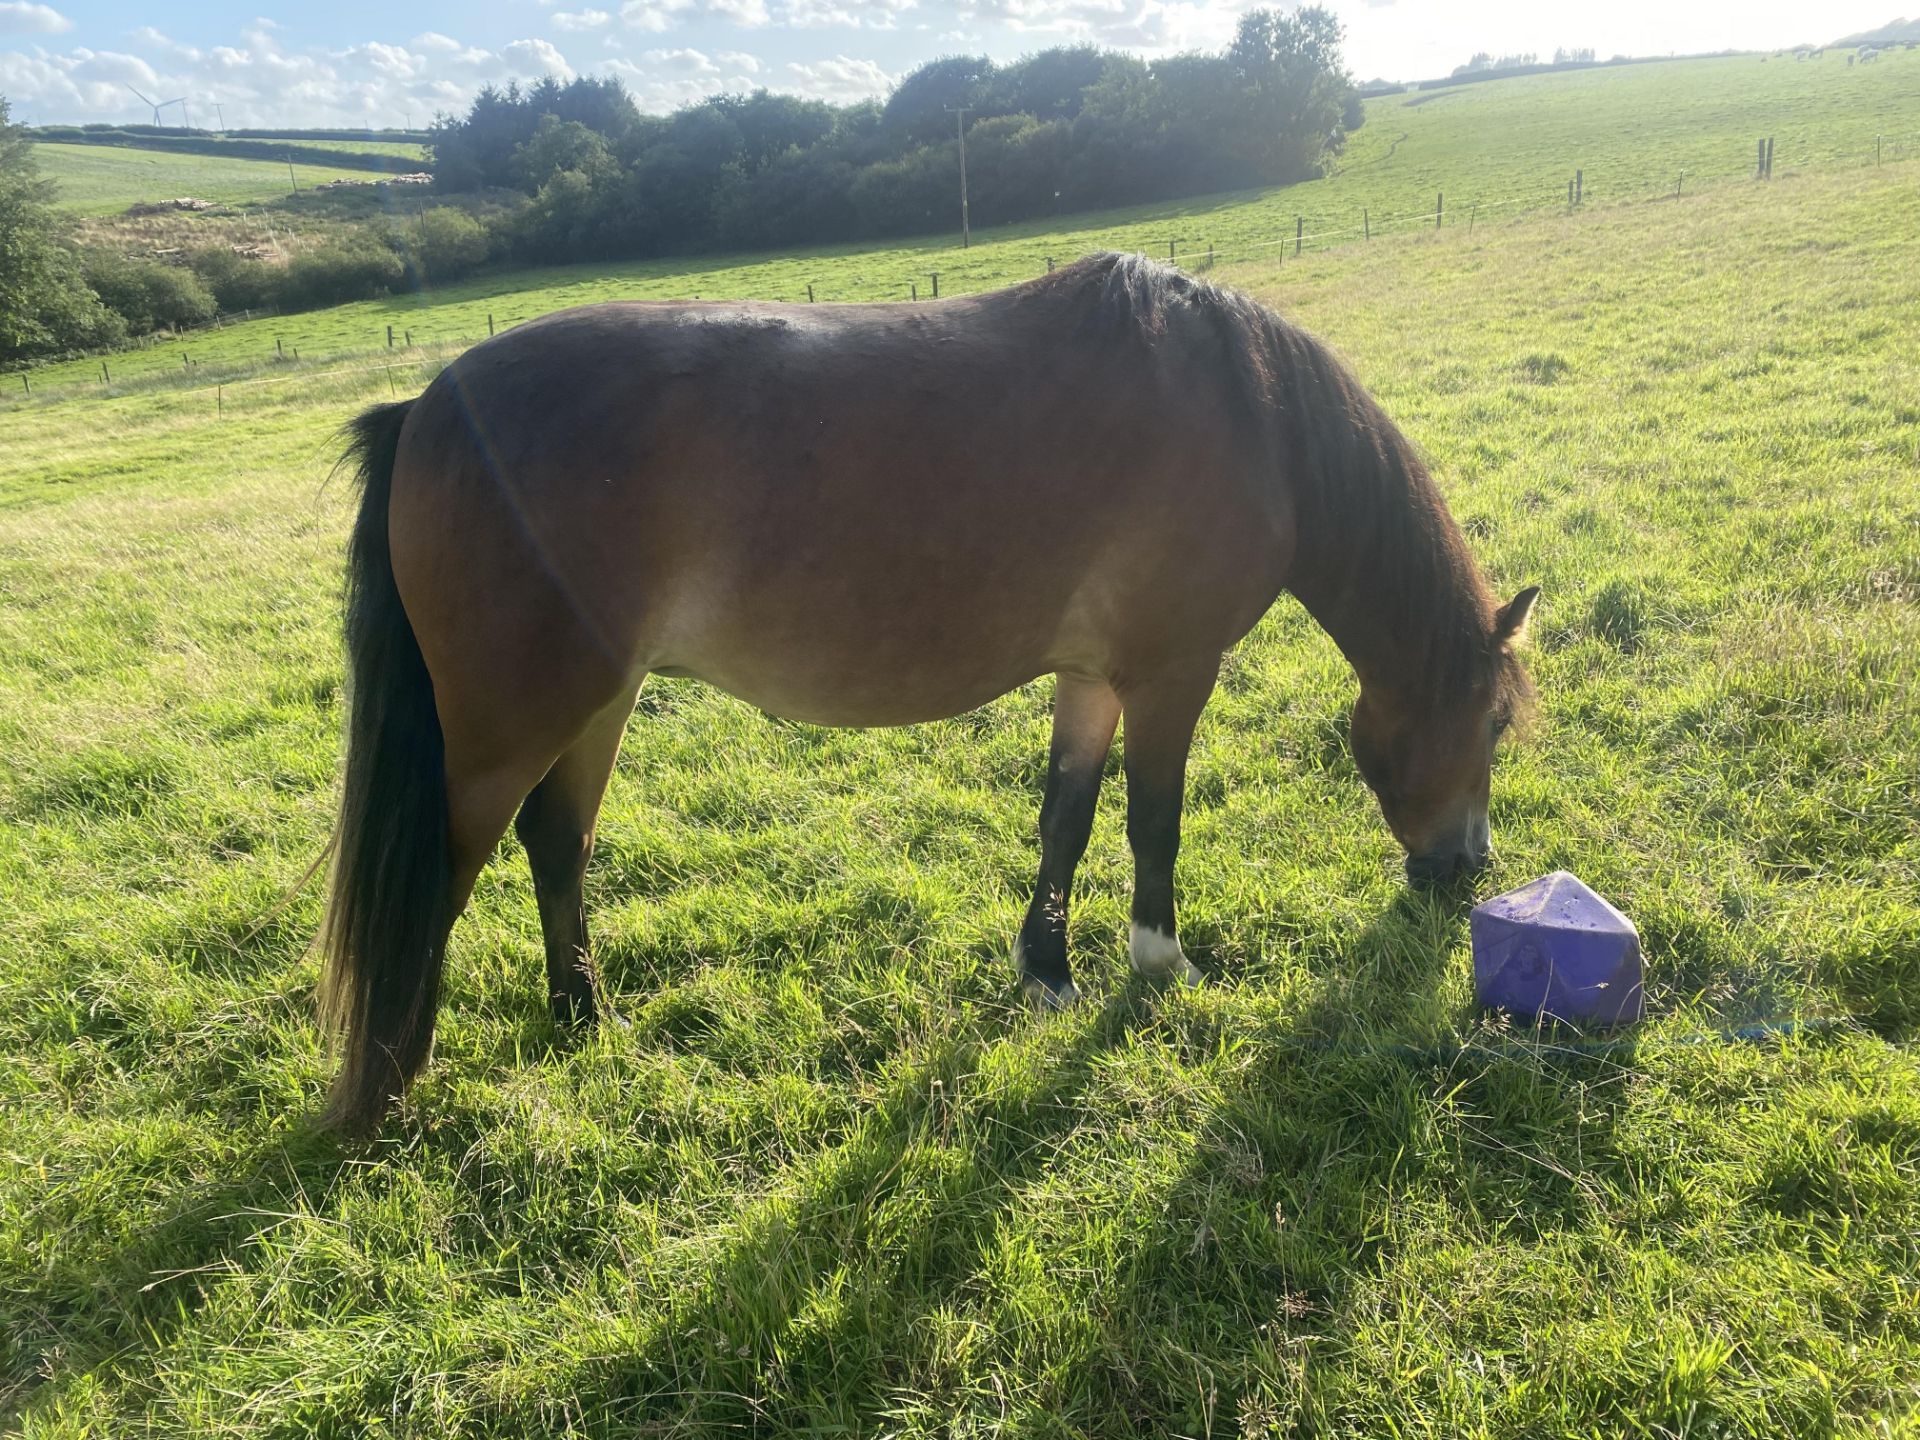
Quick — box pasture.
[274,138,430,161]
[3,72,1919,1440]
[16,46,1920,395]
[30,143,381,215]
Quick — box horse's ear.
[1493,585,1540,648]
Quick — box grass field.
[30,143,385,215]
[273,138,429,161]
[2,108,1917,1433]
[13,46,1920,394]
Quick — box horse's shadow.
[523,884,1629,1433]
[17,886,1631,1432]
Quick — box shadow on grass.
[13,888,1637,1434]
[7,1120,359,1416]
[451,887,1638,1434]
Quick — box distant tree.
[712,90,836,172]
[513,115,617,191]
[996,46,1111,120]
[409,207,493,282]
[882,55,999,146]
[1222,7,1360,182]
[427,15,1359,263]
[0,96,123,363]
[79,250,217,333]
[548,75,641,144]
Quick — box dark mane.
[1047,252,1528,716]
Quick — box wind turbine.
[127,85,165,126]
[126,85,189,127]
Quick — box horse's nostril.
[1407,848,1483,887]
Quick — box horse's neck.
[1282,435,1490,702]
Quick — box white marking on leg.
[1130,923,1203,986]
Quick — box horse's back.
[386,276,1288,727]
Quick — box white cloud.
[783,53,894,100]
[502,37,576,77]
[643,45,718,71]
[604,53,763,107]
[552,8,613,30]
[0,24,532,128]
[782,0,916,28]
[619,0,770,30]
[0,1,71,34]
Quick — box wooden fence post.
[1757,137,1766,176]
[911,282,918,301]
[1046,256,1054,272]
[1568,177,1575,206]
[1436,191,1443,228]
[101,361,110,384]
[1168,238,1176,262]
[1766,137,1775,177]
[1363,207,1369,240]
[276,337,284,358]
[20,374,28,396]
[931,273,939,298]
[807,283,815,303]
[387,325,395,347]
[1575,169,1583,203]
[488,313,495,336]
[217,386,223,418]
[1295,215,1303,256]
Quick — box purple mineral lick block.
[1471,871,1643,1026]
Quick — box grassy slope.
[14,47,1919,392]
[1,146,1917,1436]
[272,139,429,160]
[31,143,383,216]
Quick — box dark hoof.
[1020,974,1082,1011]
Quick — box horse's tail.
[317,398,449,1134]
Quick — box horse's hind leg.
[513,690,638,1025]
[1119,660,1216,986]
[1015,673,1121,1009]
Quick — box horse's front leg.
[1119,660,1217,985]
[1014,673,1122,1009]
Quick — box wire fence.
[8,131,1918,414]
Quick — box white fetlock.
[1130,923,1204,986]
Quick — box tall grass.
[1,128,1916,1440]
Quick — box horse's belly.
[650,652,1053,728]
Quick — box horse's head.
[1349,585,1538,885]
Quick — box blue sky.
[0,0,1902,128]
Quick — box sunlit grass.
[14,47,1919,395]
[30,143,381,216]
[1,127,1916,1439]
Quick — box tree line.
[434,7,1362,264]
[0,8,1359,365]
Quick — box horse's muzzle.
[1405,846,1491,887]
